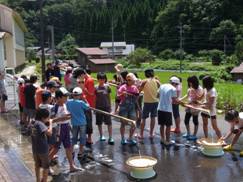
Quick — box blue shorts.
[72,125,86,145]
[119,105,136,121]
[55,123,71,149]
[142,102,158,119]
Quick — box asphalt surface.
[0,109,243,182]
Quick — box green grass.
[92,71,243,110]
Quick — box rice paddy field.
[92,71,243,110]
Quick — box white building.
[0,4,27,71]
[100,42,135,57]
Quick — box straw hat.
[114,64,124,73]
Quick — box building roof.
[0,4,27,33]
[89,58,116,65]
[231,63,243,74]
[76,48,107,56]
[100,42,126,48]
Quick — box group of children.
[15,64,243,182]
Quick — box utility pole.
[47,25,55,63]
[111,16,115,59]
[39,0,45,81]
[179,23,183,73]
[224,35,226,54]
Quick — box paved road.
[0,109,243,182]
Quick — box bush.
[211,67,232,82]
[209,49,224,65]
[127,48,154,67]
[174,49,186,60]
[198,50,210,57]
[158,49,174,60]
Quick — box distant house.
[230,63,243,82]
[100,42,135,57]
[0,4,27,71]
[76,47,116,72]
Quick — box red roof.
[76,48,107,56]
[231,63,243,73]
[89,59,116,65]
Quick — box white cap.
[169,76,180,84]
[59,87,69,95]
[239,112,243,120]
[67,66,73,71]
[17,78,25,84]
[72,87,82,95]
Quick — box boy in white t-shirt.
[157,77,180,146]
[223,110,243,156]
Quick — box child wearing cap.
[157,77,180,146]
[66,87,90,159]
[223,110,243,156]
[51,87,82,173]
[95,72,114,145]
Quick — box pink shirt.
[118,84,139,103]
[187,85,203,103]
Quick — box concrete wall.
[15,50,25,67]
[4,34,14,68]
[0,39,4,71]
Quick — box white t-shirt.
[56,104,70,125]
[236,112,243,129]
[205,88,217,116]
[157,84,177,112]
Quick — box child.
[66,87,90,159]
[31,108,52,182]
[95,72,114,145]
[24,75,38,127]
[51,87,81,172]
[223,110,243,156]
[171,76,182,134]
[118,73,138,145]
[158,77,180,146]
[201,76,222,139]
[139,69,160,139]
[17,77,26,125]
[180,76,204,140]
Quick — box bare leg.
[160,125,165,141]
[49,147,59,160]
[98,125,103,137]
[231,132,242,146]
[211,118,222,138]
[120,123,125,139]
[108,125,112,138]
[150,117,155,137]
[65,147,77,171]
[35,165,40,182]
[202,116,208,138]
[42,169,49,182]
[139,118,146,138]
[79,144,84,154]
[165,126,171,142]
[175,116,181,131]
[87,134,92,143]
[129,126,136,139]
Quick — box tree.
[127,48,154,67]
[56,34,77,59]
[235,40,243,63]
[210,20,237,54]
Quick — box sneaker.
[223,144,233,151]
[188,135,197,141]
[240,150,243,157]
[164,140,174,147]
[108,138,114,145]
[99,136,106,141]
[182,133,190,138]
[127,139,137,146]
[121,138,127,145]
